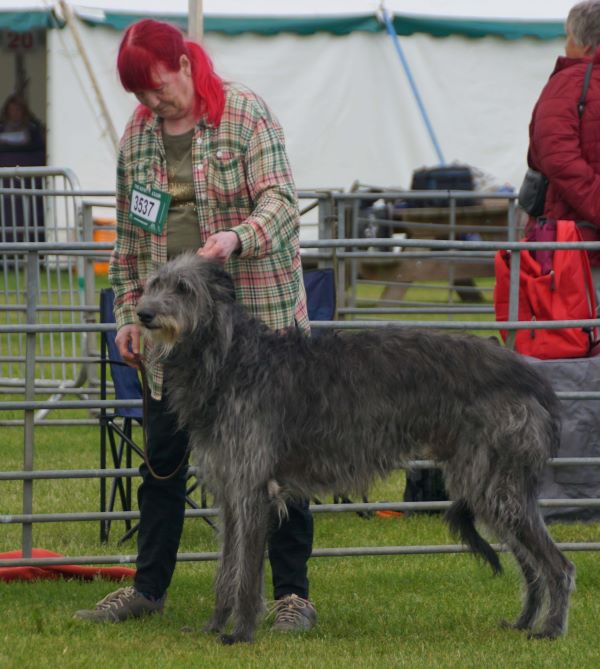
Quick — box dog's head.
[136,252,236,354]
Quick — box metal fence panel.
[0,168,85,393]
[2,187,600,567]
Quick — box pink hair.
[117,19,225,127]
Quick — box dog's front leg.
[204,498,236,634]
[219,490,270,645]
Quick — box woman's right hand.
[115,324,142,367]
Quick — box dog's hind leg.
[513,513,575,639]
[219,491,271,645]
[500,537,546,633]
[205,500,237,634]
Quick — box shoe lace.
[268,594,312,624]
[95,586,137,611]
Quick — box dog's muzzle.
[137,309,155,328]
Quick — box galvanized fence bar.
[3,497,600,527]
[22,250,37,557]
[8,543,600,570]
[4,457,599,482]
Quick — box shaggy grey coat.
[136,253,575,644]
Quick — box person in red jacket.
[527,0,600,274]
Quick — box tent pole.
[58,1,119,153]
[188,0,204,42]
[379,4,446,166]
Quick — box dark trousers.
[134,390,313,600]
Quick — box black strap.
[578,61,594,118]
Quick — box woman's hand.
[197,231,240,263]
[115,324,142,367]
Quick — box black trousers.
[134,389,313,601]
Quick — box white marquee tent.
[0,1,581,194]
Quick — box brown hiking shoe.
[73,586,165,623]
[269,594,317,632]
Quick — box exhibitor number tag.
[128,182,171,234]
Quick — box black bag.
[517,168,548,217]
[403,468,447,513]
[410,164,477,207]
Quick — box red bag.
[494,219,597,359]
[0,548,135,582]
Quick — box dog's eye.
[176,279,191,294]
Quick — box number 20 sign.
[1,31,41,52]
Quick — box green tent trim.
[0,8,567,41]
[0,10,57,32]
[77,10,566,41]
[394,16,564,41]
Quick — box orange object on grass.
[375,510,404,518]
[0,548,135,582]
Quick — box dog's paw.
[499,618,532,632]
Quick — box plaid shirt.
[109,82,309,397]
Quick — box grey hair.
[568,0,600,50]
[136,253,575,643]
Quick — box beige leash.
[136,355,190,481]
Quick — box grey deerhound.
[136,253,575,644]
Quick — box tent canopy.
[78,12,567,41]
[0,1,573,39]
[0,2,577,200]
[73,1,572,41]
[0,6,56,32]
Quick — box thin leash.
[136,355,191,481]
[109,355,190,481]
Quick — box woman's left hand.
[197,231,240,263]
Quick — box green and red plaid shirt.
[109,82,309,398]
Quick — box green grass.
[2,424,600,669]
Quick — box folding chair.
[302,266,336,336]
[99,288,213,544]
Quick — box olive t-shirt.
[163,128,201,259]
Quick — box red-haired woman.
[74,19,315,633]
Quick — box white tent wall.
[201,31,563,191]
[46,23,126,191]
[46,18,565,196]
[209,30,436,190]
[399,33,561,190]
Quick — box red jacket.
[528,46,600,265]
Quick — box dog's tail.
[445,499,502,575]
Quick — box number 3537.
[132,194,156,218]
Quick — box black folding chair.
[98,288,213,544]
